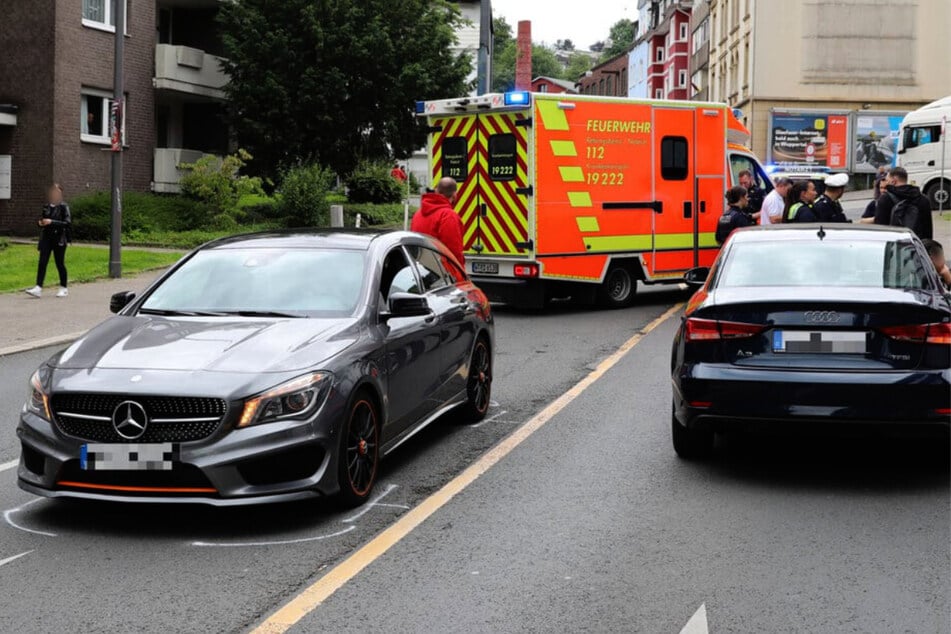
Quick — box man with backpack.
[874,166,933,239]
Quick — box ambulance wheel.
[598,265,637,308]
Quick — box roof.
[531,76,578,92]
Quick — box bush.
[179,149,265,214]
[343,203,414,228]
[69,192,212,241]
[279,163,335,227]
[345,162,403,204]
[237,193,282,223]
[0,237,8,250]
[124,224,283,250]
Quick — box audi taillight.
[514,264,539,278]
[684,317,766,342]
[880,323,951,345]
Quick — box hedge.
[69,191,212,241]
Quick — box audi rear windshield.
[716,239,934,290]
[140,248,367,317]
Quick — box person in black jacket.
[26,183,71,298]
[783,180,818,223]
[874,166,933,239]
[812,173,851,223]
[715,186,752,245]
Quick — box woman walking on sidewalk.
[26,183,71,298]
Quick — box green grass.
[0,244,183,293]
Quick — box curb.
[0,331,86,357]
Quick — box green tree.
[218,0,471,179]
[564,52,595,83]
[491,15,570,91]
[601,19,636,60]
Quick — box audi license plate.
[80,443,176,471]
[471,262,499,275]
[772,330,868,354]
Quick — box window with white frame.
[655,47,664,62]
[82,0,128,33]
[81,89,126,145]
[679,22,688,41]
[679,70,687,87]
[655,88,664,99]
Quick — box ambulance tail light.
[503,91,530,106]
[514,264,539,278]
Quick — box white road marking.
[470,410,510,428]
[191,525,356,548]
[0,550,33,569]
[0,459,18,472]
[341,484,401,523]
[680,604,709,634]
[3,499,57,537]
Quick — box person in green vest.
[783,180,818,223]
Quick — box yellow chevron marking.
[536,99,570,131]
[550,140,577,157]
[559,166,585,182]
[567,192,593,208]
[576,217,600,232]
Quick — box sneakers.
[56,287,69,298]
[25,286,42,298]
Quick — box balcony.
[154,44,228,100]
[153,148,213,194]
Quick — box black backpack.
[888,193,919,231]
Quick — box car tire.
[335,391,380,508]
[459,337,492,423]
[598,265,637,309]
[671,406,714,460]
[925,179,951,211]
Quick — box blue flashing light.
[503,91,530,106]
[415,101,425,114]
[731,107,744,120]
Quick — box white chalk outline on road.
[0,331,85,357]
[191,525,356,548]
[3,499,57,537]
[0,550,33,569]
[250,302,684,634]
[0,459,18,473]
[470,410,509,429]
[680,604,709,634]
[341,484,408,524]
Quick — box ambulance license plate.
[772,330,868,354]
[471,262,499,275]
[80,443,176,471]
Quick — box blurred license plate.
[80,443,176,471]
[772,330,868,354]
[471,262,499,275]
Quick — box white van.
[897,96,951,209]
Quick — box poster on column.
[768,111,850,170]
[852,113,905,173]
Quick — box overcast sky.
[491,0,635,50]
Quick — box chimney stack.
[515,20,532,91]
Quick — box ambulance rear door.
[651,106,697,274]
[428,113,480,256]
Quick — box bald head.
[436,177,458,199]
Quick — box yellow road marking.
[251,303,684,634]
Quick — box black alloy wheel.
[337,395,380,507]
[460,338,492,422]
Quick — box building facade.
[452,0,494,96]
[635,0,693,101]
[688,0,710,101]
[577,52,629,97]
[707,0,951,164]
[0,0,228,235]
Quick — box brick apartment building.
[0,0,228,235]
[577,52,629,97]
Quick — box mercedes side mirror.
[110,291,136,314]
[383,293,432,320]
[683,267,710,288]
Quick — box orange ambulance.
[416,91,771,308]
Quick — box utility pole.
[109,0,125,277]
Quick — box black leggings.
[36,241,68,288]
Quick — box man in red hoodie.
[411,177,465,264]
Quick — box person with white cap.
[812,173,851,223]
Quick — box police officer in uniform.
[812,173,851,223]
[738,169,765,221]
[716,186,753,245]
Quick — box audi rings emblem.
[804,310,840,324]
[112,401,149,440]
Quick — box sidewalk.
[0,269,166,356]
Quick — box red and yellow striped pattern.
[430,113,531,256]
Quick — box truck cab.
[898,96,951,209]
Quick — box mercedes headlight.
[238,372,332,428]
[27,369,51,421]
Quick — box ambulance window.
[661,136,689,180]
[729,154,771,191]
[488,134,517,182]
[442,137,468,181]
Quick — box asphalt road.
[0,284,685,633]
[292,311,950,634]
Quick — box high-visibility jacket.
[785,201,817,223]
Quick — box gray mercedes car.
[17,230,494,507]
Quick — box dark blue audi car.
[671,224,951,459]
